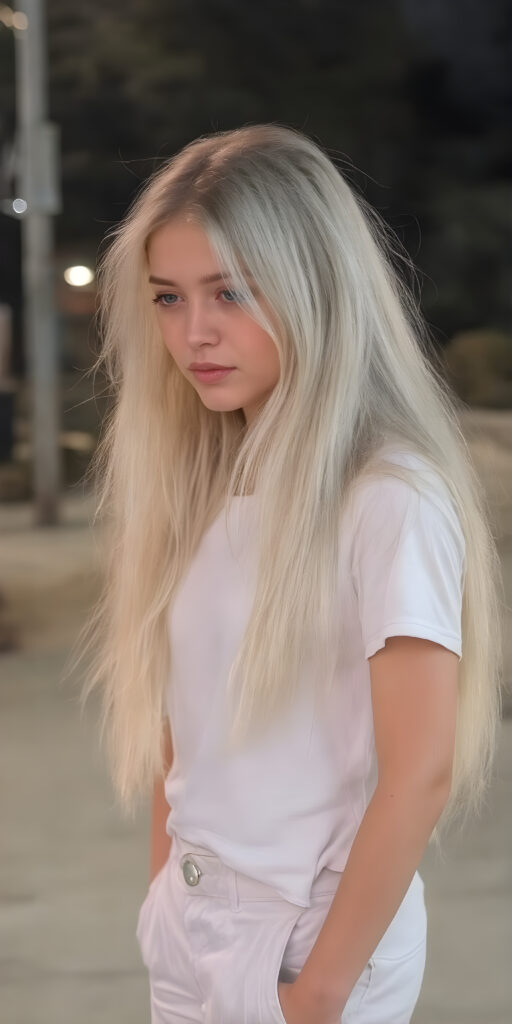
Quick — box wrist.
[293,966,347,1018]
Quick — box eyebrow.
[148,272,253,287]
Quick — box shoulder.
[344,445,466,661]
[346,445,465,568]
[347,444,457,518]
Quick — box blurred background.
[0,2,510,1022]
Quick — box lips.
[189,363,234,370]
[191,366,235,382]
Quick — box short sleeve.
[349,475,466,662]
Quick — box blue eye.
[152,293,178,306]
[152,289,245,307]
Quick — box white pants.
[136,829,427,1023]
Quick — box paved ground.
[0,488,511,1024]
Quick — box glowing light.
[0,7,14,29]
[12,197,27,214]
[64,265,94,287]
[12,11,28,29]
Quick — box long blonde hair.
[64,124,504,851]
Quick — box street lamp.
[1,2,63,524]
[0,5,27,30]
[64,266,95,288]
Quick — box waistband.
[169,829,342,909]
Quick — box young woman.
[68,123,504,1023]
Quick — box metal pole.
[14,0,61,524]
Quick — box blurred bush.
[442,329,512,408]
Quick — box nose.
[185,299,220,345]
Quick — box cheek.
[244,323,280,379]
[157,321,180,357]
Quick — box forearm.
[295,778,449,1015]
[149,773,172,884]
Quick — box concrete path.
[0,489,510,1024]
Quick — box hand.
[277,980,342,1024]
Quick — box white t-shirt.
[163,447,466,908]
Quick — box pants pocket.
[135,863,167,968]
[349,935,427,1024]
[269,906,308,1024]
[270,891,374,1022]
[201,901,305,1024]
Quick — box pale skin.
[146,215,281,428]
[146,216,458,1021]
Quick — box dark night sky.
[0,0,510,369]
